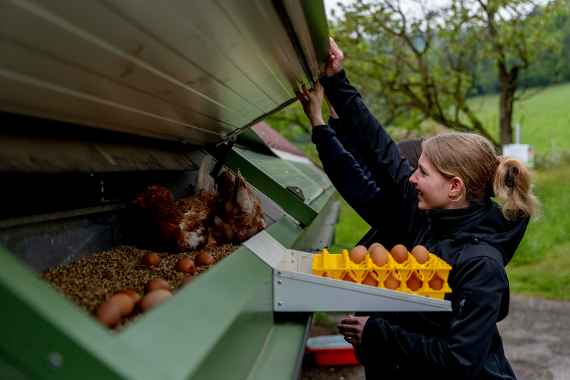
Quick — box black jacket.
[313,70,529,379]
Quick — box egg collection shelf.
[244,232,452,312]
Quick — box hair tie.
[505,166,518,188]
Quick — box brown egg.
[117,288,141,304]
[142,253,161,267]
[370,245,389,267]
[176,257,196,274]
[349,245,368,264]
[195,252,215,267]
[368,242,383,251]
[384,273,401,290]
[429,275,444,290]
[362,273,378,287]
[146,278,171,293]
[108,293,135,316]
[343,273,357,282]
[140,289,172,312]
[390,244,409,263]
[96,299,123,327]
[411,245,429,264]
[406,273,423,291]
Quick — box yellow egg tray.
[311,249,452,299]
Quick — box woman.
[297,39,539,379]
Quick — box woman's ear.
[448,177,466,202]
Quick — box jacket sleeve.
[312,124,389,227]
[357,255,508,378]
[319,70,415,197]
[328,116,369,174]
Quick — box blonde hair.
[422,132,540,220]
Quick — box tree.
[333,0,567,147]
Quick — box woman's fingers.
[330,38,344,60]
[314,82,324,97]
[338,323,360,334]
[325,37,344,76]
[329,37,338,51]
[295,85,310,104]
[296,83,322,103]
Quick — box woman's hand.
[324,37,344,77]
[296,82,325,127]
[338,315,369,346]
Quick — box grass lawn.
[507,243,570,301]
[334,197,370,249]
[507,163,570,300]
[468,82,570,155]
[333,163,570,300]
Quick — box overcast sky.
[323,0,451,19]
[323,0,548,20]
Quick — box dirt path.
[301,295,570,380]
[499,295,570,380]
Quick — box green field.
[469,82,570,155]
[332,83,570,300]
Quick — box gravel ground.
[499,295,570,380]
[302,295,570,380]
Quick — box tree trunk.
[498,65,519,147]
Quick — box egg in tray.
[311,243,452,300]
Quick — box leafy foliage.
[329,0,568,146]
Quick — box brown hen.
[212,169,266,244]
[133,158,218,252]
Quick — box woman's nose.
[409,170,418,185]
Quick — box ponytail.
[493,157,540,220]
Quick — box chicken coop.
[0,1,450,379]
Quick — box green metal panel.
[309,187,338,214]
[0,353,32,380]
[299,0,330,63]
[0,0,329,146]
[246,317,310,380]
[296,190,339,250]
[188,305,275,379]
[290,160,332,192]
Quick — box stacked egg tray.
[311,249,452,299]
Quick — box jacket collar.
[426,199,492,239]
[425,198,529,265]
